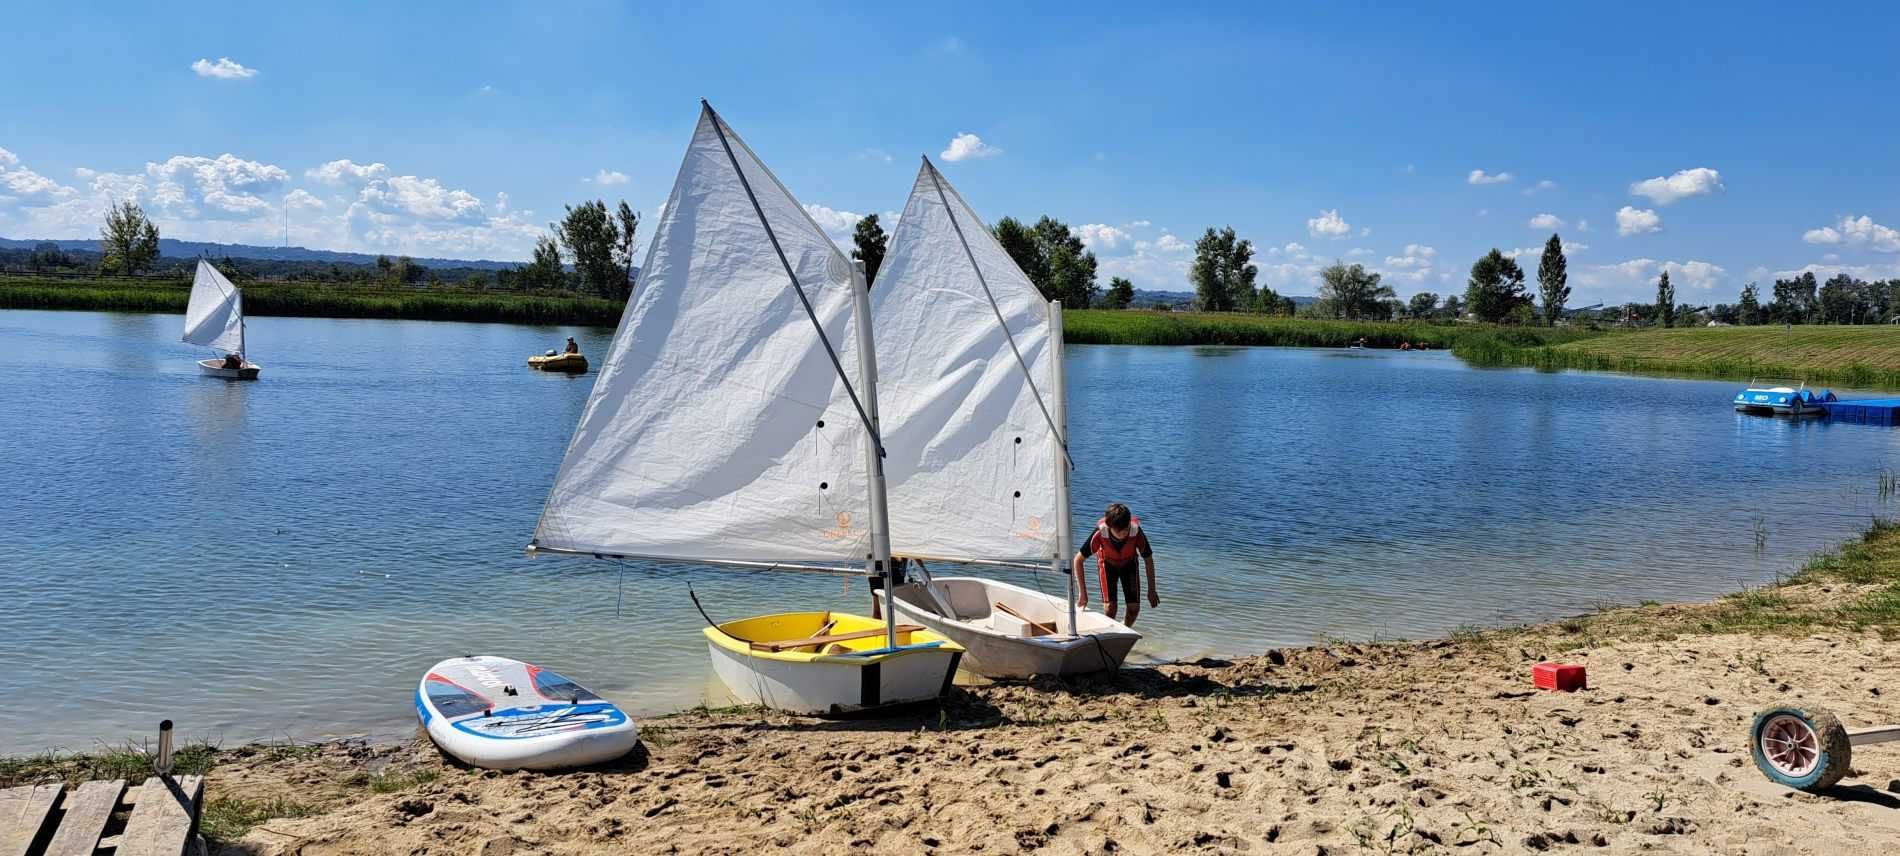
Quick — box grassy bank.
[1455,324,1900,391]
[1068,309,1451,347]
[0,276,625,326]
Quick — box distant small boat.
[528,352,588,373]
[183,261,260,379]
[1734,380,1834,416]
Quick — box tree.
[521,235,565,289]
[1655,271,1675,327]
[555,200,626,298]
[1315,262,1394,319]
[1463,249,1529,322]
[1190,226,1258,312]
[613,202,640,296]
[1441,294,1464,319]
[1737,282,1761,325]
[27,241,67,271]
[1408,292,1439,318]
[1817,273,1864,324]
[990,215,1098,308]
[1770,273,1816,324]
[992,217,1045,288]
[850,213,888,287]
[1254,284,1292,315]
[99,200,160,275]
[1536,234,1569,325]
[375,254,394,282]
[1103,276,1134,309]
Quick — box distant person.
[222,353,243,369]
[564,337,580,354]
[1073,502,1158,627]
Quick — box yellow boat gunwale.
[702,610,963,664]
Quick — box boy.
[1073,502,1158,627]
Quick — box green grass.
[0,276,624,326]
[0,741,218,788]
[1454,324,1900,391]
[200,795,323,841]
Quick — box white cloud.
[1616,206,1661,236]
[190,57,258,80]
[1527,213,1565,230]
[1346,247,1372,257]
[1577,219,1590,233]
[1467,169,1512,185]
[1306,208,1350,239]
[1574,257,1726,303]
[0,147,78,206]
[858,148,894,164]
[589,169,630,185]
[306,159,388,187]
[1505,242,1589,260]
[1373,244,1439,284]
[941,133,1001,162]
[801,202,863,248]
[1629,167,1723,205]
[1522,179,1558,196]
[356,174,485,225]
[284,188,325,210]
[1803,214,1900,253]
[1124,219,1151,229]
[1077,223,1131,250]
[144,154,290,219]
[1154,233,1188,253]
[1276,242,1308,257]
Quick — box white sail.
[183,260,245,354]
[531,105,871,565]
[870,159,1061,565]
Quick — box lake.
[1,309,1895,755]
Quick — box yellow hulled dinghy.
[528,351,588,373]
[704,612,961,714]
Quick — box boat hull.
[704,611,962,714]
[881,577,1140,678]
[528,353,588,373]
[197,358,260,380]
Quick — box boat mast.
[1049,300,1077,635]
[850,260,898,649]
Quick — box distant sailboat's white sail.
[871,159,1061,565]
[183,261,245,354]
[531,105,871,565]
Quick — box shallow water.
[1,309,1894,754]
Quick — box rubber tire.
[1750,705,1852,792]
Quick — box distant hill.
[0,237,522,271]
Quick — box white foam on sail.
[870,159,1060,565]
[182,260,245,354]
[532,106,871,564]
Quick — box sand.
[195,601,1900,856]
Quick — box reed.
[1453,324,1900,391]
[0,277,625,327]
[1063,310,1483,348]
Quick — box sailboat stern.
[884,577,1141,678]
[196,358,261,380]
[703,611,963,714]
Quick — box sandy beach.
[132,546,1886,855]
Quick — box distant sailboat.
[870,157,1139,677]
[529,102,963,714]
[183,260,259,379]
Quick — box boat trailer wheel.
[1750,705,1854,791]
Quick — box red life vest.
[1090,516,1143,564]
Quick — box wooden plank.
[994,602,1056,636]
[43,780,128,856]
[0,784,63,856]
[117,776,201,856]
[749,625,923,652]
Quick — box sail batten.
[531,105,871,565]
[182,261,245,353]
[871,161,1063,565]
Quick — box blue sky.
[2,3,1896,305]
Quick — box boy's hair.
[1104,502,1131,528]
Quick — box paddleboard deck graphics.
[417,655,638,770]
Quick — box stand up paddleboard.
[416,655,639,770]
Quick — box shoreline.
[7,519,1898,854]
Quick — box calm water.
[2,309,1895,754]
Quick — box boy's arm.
[1144,554,1159,606]
[1072,552,1088,607]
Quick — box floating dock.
[1823,398,1900,427]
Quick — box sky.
[2,3,1897,306]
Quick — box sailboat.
[869,158,1139,678]
[183,260,260,379]
[529,102,963,715]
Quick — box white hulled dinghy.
[529,102,962,714]
[869,158,1138,678]
[183,260,260,379]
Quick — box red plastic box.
[1532,663,1586,692]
